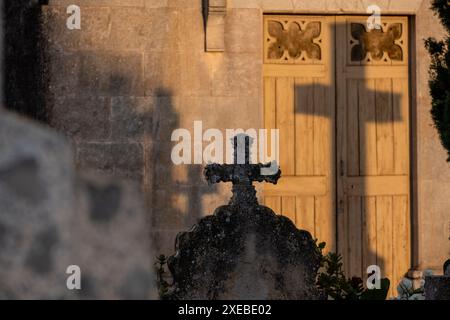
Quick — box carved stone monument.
[167,134,323,299]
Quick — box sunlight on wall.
[0,3,3,104]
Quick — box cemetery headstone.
[167,134,324,299]
[0,111,156,299]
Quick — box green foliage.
[314,239,326,258]
[360,278,390,300]
[425,0,450,161]
[154,254,172,299]
[317,252,364,299]
[315,241,390,300]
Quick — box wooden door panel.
[359,79,377,176]
[263,15,411,297]
[295,78,315,175]
[375,79,395,175]
[264,196,281,214]
[393,78,410,175]
[276,77,295,176]
[263,15,336,252]
[296,196,316,235]
[362,196,377,275]
[336,16,410,297]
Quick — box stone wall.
[414,0,450,272]
[42,0,262,257]
[42,0,450,272]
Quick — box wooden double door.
[262,15,410,294]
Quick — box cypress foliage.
[425,0,450,161]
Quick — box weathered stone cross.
[204,134,281,209]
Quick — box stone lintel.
[47,0,423,14]
[230,0,424,14]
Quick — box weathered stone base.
[167,204,324,300]
[425,276,450,300]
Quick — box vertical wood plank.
[295,77,314,175]
[341,199,350,275]
[392,78,409,175]
[326,17,337,254]
[393,195,410,296]
[362,196,377,282]
[296,196,315,236]
[281,196,296,224]
[263,77,277,164]
[315,196,332,254]
[276,77,295,175]
[313,75,333,252]
[313,78,329,176]
[336,16,348,268]
[359,79,377,176]
[265,196,281,214]
[375,79,395,175]
[348,196,362,278]
[347,79,360,176]
[376,196,393,296]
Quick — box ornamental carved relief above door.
[262,15,410,296]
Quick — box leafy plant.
[360,278,390,300]
[154,254,172,299]
[425,0,450,161]
[317,252,364,299]
[315,241,390,300]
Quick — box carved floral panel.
[348,21,407,65]
[264,18,323,64]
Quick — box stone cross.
[169,133,322,299]
[204,134,281,209]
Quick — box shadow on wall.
[292,82,401,286]
[2,0,49,121]
[149,88,218,255]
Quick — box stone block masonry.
[41,1,263,257]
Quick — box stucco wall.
[43,0,450,272]
[414,0,450,272]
